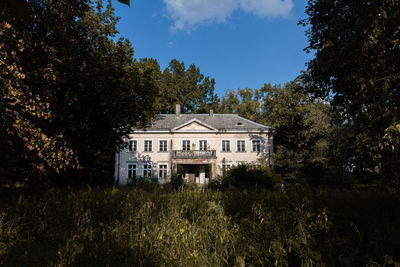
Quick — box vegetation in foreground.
[1,182,399,266]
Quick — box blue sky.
[113,0,313,96]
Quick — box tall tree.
[0,0,159,186]
[158,59,219,114]
[219,88,264,123]
[301,0,400,184]
[262,82,336,180]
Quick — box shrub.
[169,173,184,189]
[217,163,283,190]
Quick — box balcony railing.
[171,150,216,159]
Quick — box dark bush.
[217,163,283,190]
[169,173,184,189]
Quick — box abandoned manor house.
[114,104,273,185]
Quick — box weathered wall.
[114,131,273,185]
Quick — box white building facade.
[114,105,273,185]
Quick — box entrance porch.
[177,164,211,184]
[171,150,217,184]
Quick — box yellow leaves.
[8,114,78,174]
[17,39,25,52]
[111,187,119,196]
[0,21,78,175]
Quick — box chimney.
[175,104,181,117]
[209,109,214,117]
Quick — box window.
[143,163,152,177]
[182,140,190,150]
[237,140,245,152]
[127,163,137,179]
[222,163,231,175]
[128,140,137,152]
[159,140,168,152]
[252,140,261,152]
[144,140,152,152]
[159,164,168,179]
[222,140,230,152]
[199,140,208,150]
[222,163,232,170]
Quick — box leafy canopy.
[301,0,400,183]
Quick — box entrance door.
[188,165,196,183]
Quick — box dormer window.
[236,122,243,126]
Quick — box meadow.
[1,182,399,266]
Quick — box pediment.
[172,119,217,132]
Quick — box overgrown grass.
[1,183,399,266]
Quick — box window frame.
[143,140,153,152]
[222,163,232,169]
[142,162,152,177]
[199,140,208,151]
[221,140,231,152]
[126,162,137,179]
[182,140,191,151]
[221,162,232,175]
[159,140,168,152]
[158,163,168,179]
[128,140,137,152]
[252,139,262,152]
[236,140,246,152]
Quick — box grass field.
[1,182,399,266]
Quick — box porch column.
[171,161,177,176]
[211,163,217,179]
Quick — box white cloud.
[240,0,294,18]
[163,0,294,31]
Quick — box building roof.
[134,114,271,132]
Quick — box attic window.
[236,122,243,126]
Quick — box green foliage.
[215,163,282,190]
[0,0,159,186]
[219,88,264,122]
[157,59,220,114]
[215,82,354,185]
[0,186,236,266]
[301,0,400,184]
[1,186,399,266]
[262,81,342,181]
[169,173,184,189]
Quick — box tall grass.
[1,183,399,266]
